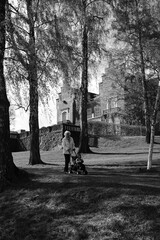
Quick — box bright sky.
[12,102,57,132]
[10,91,58,132]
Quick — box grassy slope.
[0,136,160,240]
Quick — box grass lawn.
[1,136,160,240]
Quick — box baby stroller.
[70,151,88,175]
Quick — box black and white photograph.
[1,0,160,239]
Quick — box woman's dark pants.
[64,154,70,172]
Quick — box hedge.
[88,121,146,137]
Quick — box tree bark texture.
[139,38,151,143]
[0,0,18,189]
[147,81,160,170]
[135,0,151,143]
[27,0,42,165]
[78,0,91,153]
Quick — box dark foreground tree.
[78,0,90,153]
[0,0,18,190]
[26,0,42,165]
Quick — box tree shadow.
[154,141,160,144]
[15,165,160,192]
[41,162,59,166]
[91,151,160,155]
[2,166,160,240]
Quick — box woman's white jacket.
[62,137,75,154]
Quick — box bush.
[120,124,146,136]
[88,121,115,137]
[88,121,146,137]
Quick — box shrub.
[88,121,146,137]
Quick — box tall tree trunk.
[0,0,18,190]
[147,80,160,170]
[78,0,91,153]
[139,40,150,143]
[135,0,151,143]
[27,0,42,165]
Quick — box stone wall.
[19,124,63,151]
[12,122,147,152]
[18,123,100,152]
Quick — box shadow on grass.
[154,141,160,144]
[42,162,60,166]
[91,151,160,155]
[16,166,160,194]
[1,166,160,240]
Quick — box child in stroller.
[70,152,88,175]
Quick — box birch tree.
[6,0,44,165]
[147,77,160,170]
[146,0,160,170]
[62,0,110,153]
[6,0,77,164]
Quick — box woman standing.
[62,131,75,173]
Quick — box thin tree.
[146,0,160,169]
[147,75,160,170]
[134,0,151,143]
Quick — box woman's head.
[64,131,71,138]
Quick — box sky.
[11,90,58,132]
[12,102,57,132]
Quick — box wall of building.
[57,85,101,124]
[56,86,73,123]
[99,68,125,123]
[56,85,81,124]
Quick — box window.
[111,97,118,108]
[87,108,92,119]
[94,107,101,117]
[62,112,67,122]
[106,99,109,109]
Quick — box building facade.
[99,68,125,125]
[56,83,80,124]
[56,68,125,125]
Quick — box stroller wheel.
[77,171,81,175]
[84,170,88,175]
